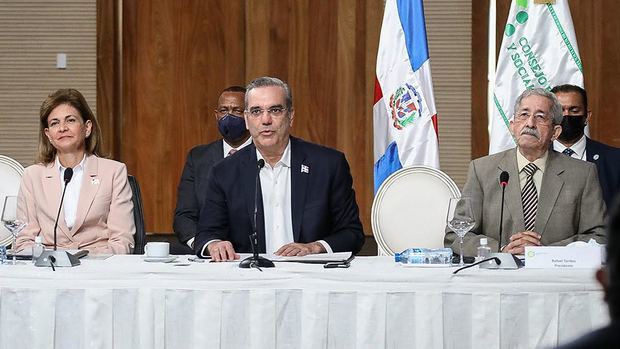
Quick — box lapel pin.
[91,178,100,185]
[301,164,309,174]
[593,154,599,160]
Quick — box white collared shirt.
[222,137,252,158]
[257,142,294,254]
[553,135,587,161]
[56,155,86,230]
[516,149,548,193]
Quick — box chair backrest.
[127,175,146,254]
[0,155,25,247]
[372,166,461,256]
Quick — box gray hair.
[513,88,563,125]
[245,76,293,111]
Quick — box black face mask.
[558,115,587,143]
[217,114,247,143]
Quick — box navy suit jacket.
[586,137,620,209]
[173,140,224,245]
[195,137,365,255]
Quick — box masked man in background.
[173,86,252,253]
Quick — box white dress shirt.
[56,155,86,230]
[553,135,587,161]
[222,137,252,158]
[257,143,294,254]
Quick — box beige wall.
[0,0,97,166]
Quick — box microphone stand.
[480,171,522,270]
[498,182,506,252]
[239,159,274,269]
[35,168,80,268]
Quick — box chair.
[128,175,146,254]
[372,165,461,256]
[0,155,25,247]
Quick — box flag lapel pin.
[301,164,309,174]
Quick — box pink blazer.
[16,155,135,254]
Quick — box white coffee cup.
[144,242,169,258]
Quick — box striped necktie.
[562,148,575,157]
[521,163,538,231]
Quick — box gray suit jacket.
[445,148,606,256]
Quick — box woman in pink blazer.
[16,89,135,254]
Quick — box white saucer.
[143,256,177,263]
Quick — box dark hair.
[38,88,104,164]
[607,197,620,320]
[221,85,246,94]
[245,77,293,111]
[550,84,588,110]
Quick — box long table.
[0,255,608,349]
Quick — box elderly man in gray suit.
[445,88,606,257]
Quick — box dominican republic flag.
[373,0,439,193]
[489,0,583,154]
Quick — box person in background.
[16,88,135,254]
[445,88,606,256]
[173,86,251,253]
[555,197,620,348]
[195,76,365,261]
[551,84,620,209]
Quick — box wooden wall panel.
[472,0,620,158]
[116,0,381,234]
[244,0,379,236]
[97,0,121,159]
[122,0,246,233]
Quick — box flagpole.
[487,0,497,138]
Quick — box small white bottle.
[32,236,44,263]
[476,238,491,262]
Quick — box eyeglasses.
[246,106,287,118]
[514,111,553,124]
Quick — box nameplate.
[524,246,602,268]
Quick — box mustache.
[520,127,540,139]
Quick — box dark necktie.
[562,148,575,157]
[227,148,237,157]
[521,163,538,231]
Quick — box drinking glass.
[446,197,476,267]
[2,196,28,265]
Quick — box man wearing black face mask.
[173,86,251,253]
[551,84,620,209]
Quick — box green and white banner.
[489,0,583,154]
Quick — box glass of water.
[446,197,476,267]
[2,196,28,265]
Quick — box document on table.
[230,252,353,264]
[271,252,353,263]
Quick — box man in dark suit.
[195,77,364,261]
[173,86,251,253]
[445,88,606,256]
[555,198,620,348]
[551,84,620,208]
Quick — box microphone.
[54,167,74,250]
[498,171,509,252]
[466,171,521,270]
[239,159,274,269]
[35,167,81,268]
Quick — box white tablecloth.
[0,255,608,349]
